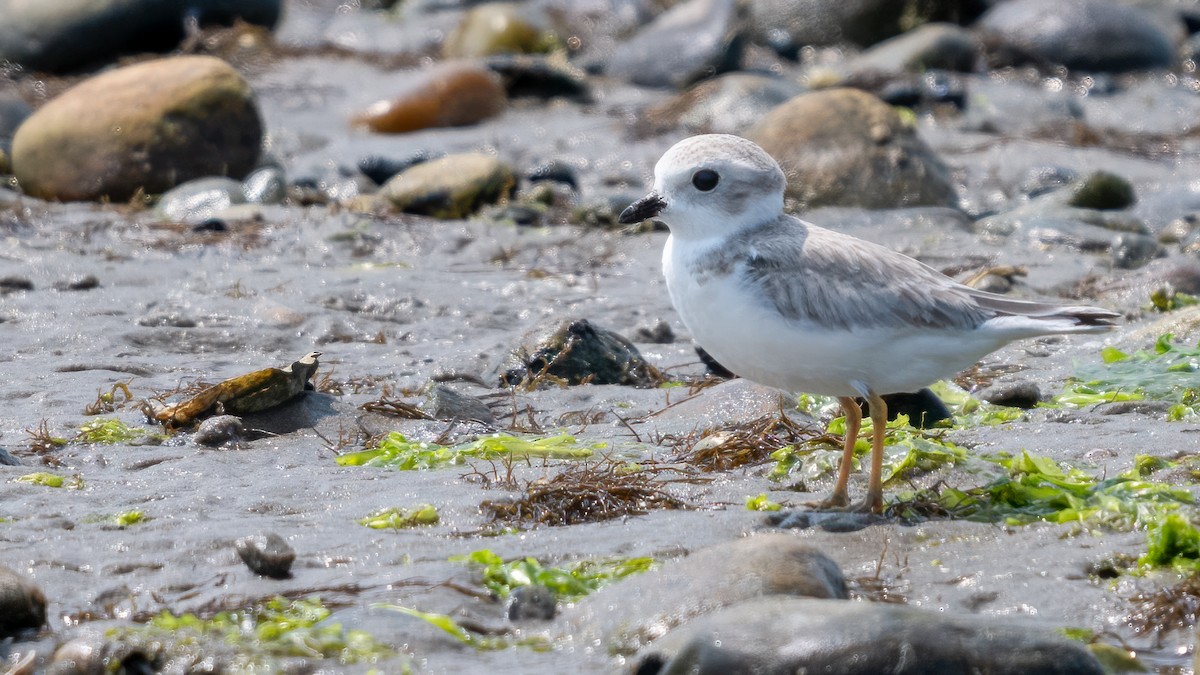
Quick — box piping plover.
[619,134,1119,513]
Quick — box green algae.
[1139,514,1200,573]
[358,504,439,529]
[77,417,148,444]
[115,597,395,668]
[15,472,82,489]
[451,548,656,600]
[1052,334,1200,418]
[336,432,600,470]
[375,604,549,651]
[745,493,783,511]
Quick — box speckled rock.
[235,532,295,579]
[193,414,245,447]
[604,0,742,89]
[443,3,557,58]
[0,0,282,73]
[640,73,804,136]
[352,62,507,134]
[979,0,1175,73]
[155,177,247,223]
[12,56,262,202]
[564,535,847,656]
[242,165,287,204]
[500,319,656,387]
[745,88,958,209]
[633,596,1105,675]
[847,22,981,77]
[0,566,46,636]
[975,380,1042,409]
[380,153,515,218]
[425,384,495,424]
[508,584,557,621]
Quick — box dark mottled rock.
[1067,171,1136,210]
[54,275,99,291]
[358,151,438,186]
[878,388,953,427]
[425,384,495,424]
[0,446,21,466]
[768,510,887,532]
[525,159,579,190]
[0,0,282,73]
[194,415,245,447]
[380,153,516,219]
[0,276,34,293]
[975,380,1042,409]
[236,532,295,579]
[747,0,906,54]
[877,71,967,110]
[1112,232,1162,270]
[634,320,675,344]
[605,0,742,89]
[0,566,46,636]
[565,535,847,656]
[633,596,1104,675]
[155,177,247,223]
[501,319,655,387]
[979,0,1175,73]
[746,88,957,209]
[12,56,262,202]
[485,54,591,100]
[507,584,557,621]
[640,73,805,136]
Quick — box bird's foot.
[845,495,884,515]
[804,491,850,510]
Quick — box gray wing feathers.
[730,217,1117,332]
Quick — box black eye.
[691,169,719,192]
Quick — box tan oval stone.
[746,87,957,210]
[12,55,262,202]
[352,62,506,134]
[442,3,557,59]
[381,153,515,219]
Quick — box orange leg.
[807,396,861,509]
[850,390,887,514]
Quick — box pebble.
[0,276,32,293]
[424,384,495,424]
[1067,171,1137,210]
[745,87,958,209]
[0,0,282,72]
[12,56,262,202]
[499,319,656,387]
[1112,232,1163,270]
[358,151,438,186]
[194,415,245,447]
[979,0,1174,73]
[975,380,1043,409]
[0,446,21,466]
[640,73,805,136]
[604,0,742,89]
[507,584,557,621]
[242,166,287,205]
[54,275,99,291]
[634,596,1105,674]
[746,0,906,55]
[564,535,847,655]
[0,566,46,637]
[484,54,591,100]
[525,159,578,190]
[847,22,981,77]
[443,3,557,58]
[236,532,295,579]
[380,152,516,218]
[155,177,247,224]
[352,62,507,134]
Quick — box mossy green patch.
[746,493,783,511]
[770,415,967,484]
[450,548,656,600]
[115,597,395,668]
[1148,286,1198,313]
[375,604,549,651]
[336,432,600,470]
[15,472,82,489]
[1052,334,1200,418]
[890,451,1193,530]
[358,504,439,529]
[77,417,147,444]
[928,381,1026,426]
[1139,514,1200,573]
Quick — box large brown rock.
[12,55,262,202]
[746,87,958,210]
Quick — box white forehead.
[654,134,781,181]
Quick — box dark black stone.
[507,584,557,621]
[235,532,295,579]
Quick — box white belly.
[663,236,1004,397]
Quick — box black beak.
[618,191,666,224]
